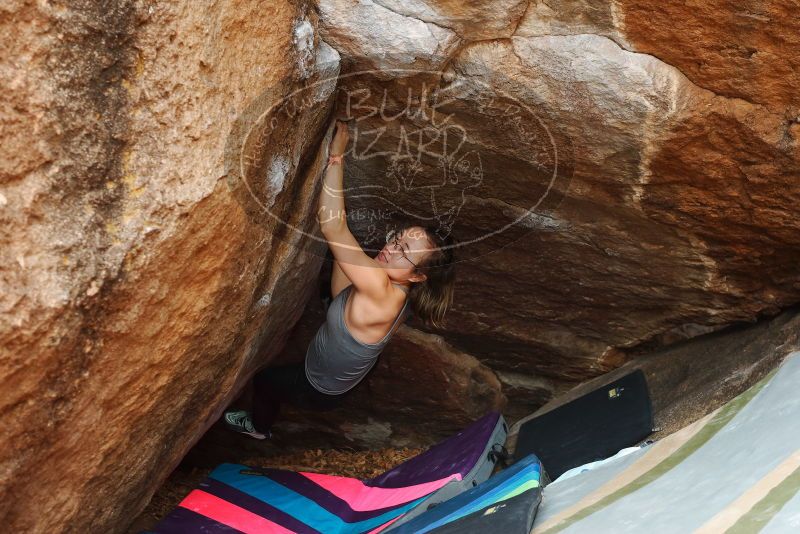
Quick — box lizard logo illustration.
[342,120,484,245]
[225,59,571,264]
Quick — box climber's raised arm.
[317,120,391,300]
[225,121,457,442]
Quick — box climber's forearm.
[317,161,347,235]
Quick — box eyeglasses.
[386,230,417,268]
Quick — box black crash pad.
[513,369,653,479]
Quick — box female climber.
[223,119,457,439]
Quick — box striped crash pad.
[149,411,507,533]
[533,350,800,533]
[387,453,544,534]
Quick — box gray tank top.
[305,283,411,395]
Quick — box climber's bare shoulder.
[346,285,407,342]
[323,225,392,302]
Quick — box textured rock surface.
[314,0,800,418]
[516,0,800,108]
[371,0,529,40]
[0,1,337,532]
[317,0,461,73]
[3,0,800,530]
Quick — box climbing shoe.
[223,410,269,440]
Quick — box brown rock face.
[3,0,800,531]
[621,1,800,109]
[317,0,461,73]
[516,0,800,110]
[1,1,338,532]
[314,0,800,418]
[368,0,529,40]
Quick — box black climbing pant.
[251,363,346,433]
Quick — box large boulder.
[0,1,338,532]
[3,0,800,529]
[312,0,800,417]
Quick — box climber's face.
[375,226,431,281]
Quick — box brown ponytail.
[406,225,457,329]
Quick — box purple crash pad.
[366,411,502,488]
